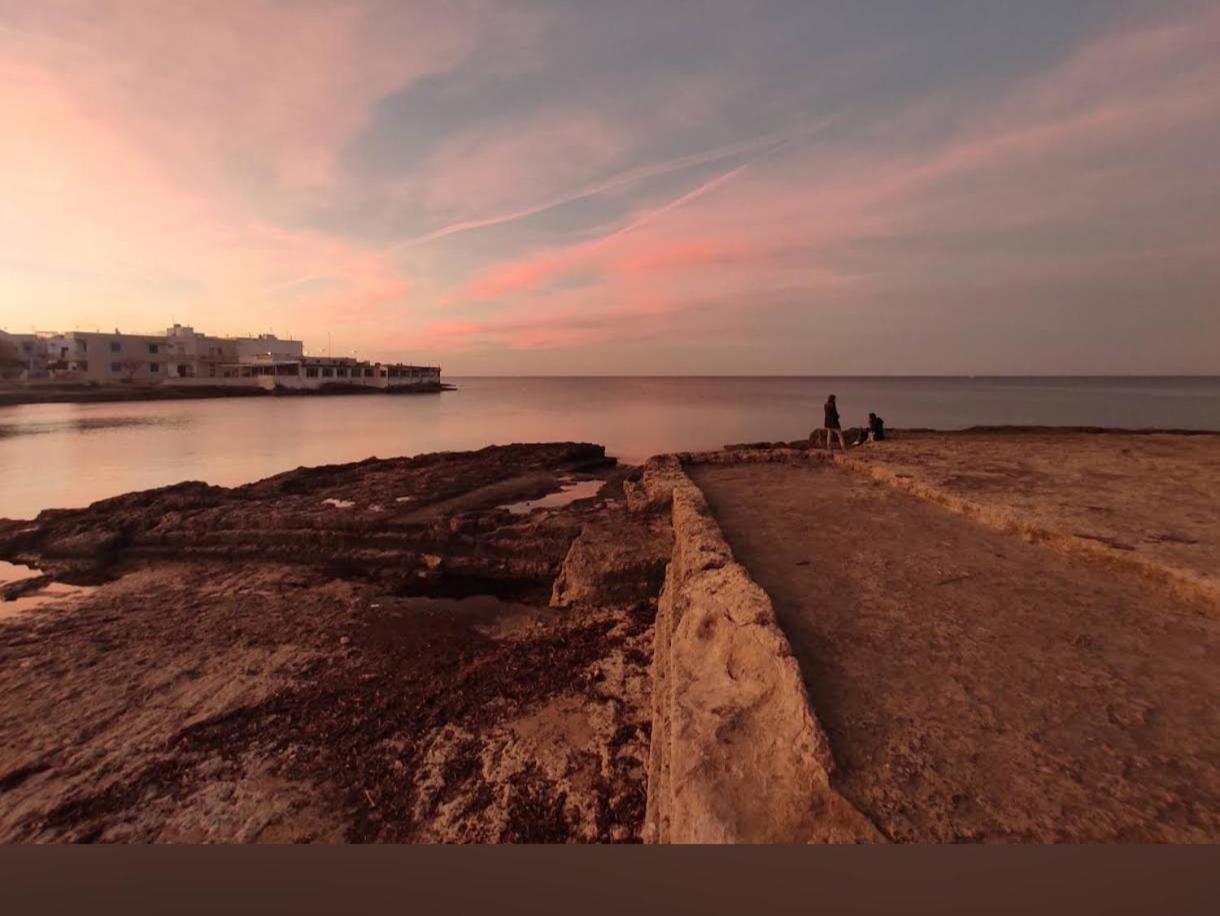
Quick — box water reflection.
[0,415,180,439]
[1,377,1217,520]
[0,561,96,621]
[501,478,604,515]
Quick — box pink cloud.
[9,1,481,200]
[0,1,502,339]
[429,5,1220,356]
[3,2,1218,371]
[464,162,755,299]
[0,56,411,336]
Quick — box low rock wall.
[632,455,879,843]
[836,452,1220,612]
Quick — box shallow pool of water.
[501,478,604,515]
[0,561,96,621]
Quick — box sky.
[1,0,1217,375]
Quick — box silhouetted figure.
[823,394,848,453]
[857,412,885,444]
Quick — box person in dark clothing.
[823,394,848,453]
[856,412,885,445]
[869,412,885,441]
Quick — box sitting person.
[869,412,885,441]
[857,412,885,445]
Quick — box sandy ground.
[691,458,1220,842]
[0,444,670,843]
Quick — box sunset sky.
[1,1,1217,374]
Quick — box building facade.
[218,354,441,390]
[0,331,49,380]
[42,330,170,382]
[1,324,441,391]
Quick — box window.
[111,362,122,373]
[110,341,121,352]
[306,367,318,378]
[148,343,159,354]
[322,368,334,378]
[364,368,374,377]
[336,367,348,378]
[149,362,159,373]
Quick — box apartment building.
[38,326,305,383]
[0,331,48,380]
[2,324,440,391]
[49,330,172,382]
[161,324,236,379]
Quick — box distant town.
[0,324,442,394]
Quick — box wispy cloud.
[420,5,1220,367]
[394,124,819,248]
[465,161,755,300]
[2,3,1217,372]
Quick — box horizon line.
[441,373,1220,379]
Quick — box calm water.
[2,376,1218,520]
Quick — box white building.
[233,333,304,364]
[0,323,441,391]
[0,331,51,380]
[217,354,441,390]
[47,330,172,382]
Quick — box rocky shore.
[0,381,451,407]
[0,443,670,842]
[3,429,1216,844]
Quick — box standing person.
[823,394,848,453]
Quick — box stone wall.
[631,456,880,843]
[836,451,1220,613]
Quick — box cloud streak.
[1,2,1217,373]
[394,123,818,249]
[419,5,1220,367]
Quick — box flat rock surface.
[691,460,1220,842]
[844,430,1220,592]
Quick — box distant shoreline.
[0,381,454,408]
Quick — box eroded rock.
[0,443,668,844]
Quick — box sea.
[2,376,1218,520]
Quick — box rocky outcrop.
[0,443,666,844]
[634,457,880,843]
[0,442,613,597]
[550,511,672,610]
